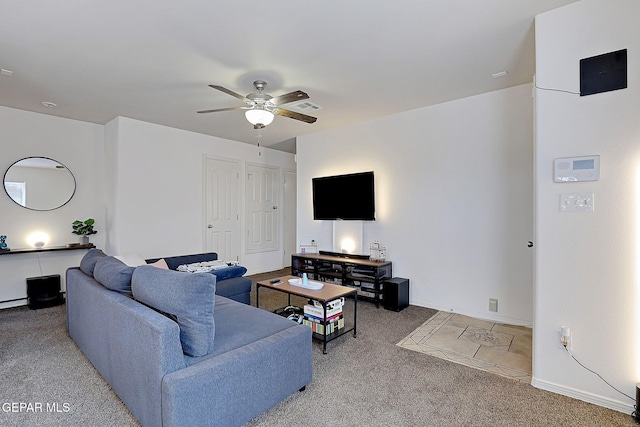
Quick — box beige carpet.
[397,311,532,383]
[1,270,636,426]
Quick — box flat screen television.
[312,171,375,221]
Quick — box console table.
[0,244,95,308]
[291,252,392,308]
[0,244,95,256]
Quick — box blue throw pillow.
[79,248,107,277]
[132,265,216,357]
[93,256,135,297]
[209,265,247,281]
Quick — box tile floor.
[397,311,532,383]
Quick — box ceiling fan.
[197,80,318,129]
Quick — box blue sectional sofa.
[146,252,252,304]
[66,249,312,427]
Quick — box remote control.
[269,279,281,284]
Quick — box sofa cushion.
[114,253,147,267]
[132,266,216,357]
[215,276,251,304]
[147,258,169,269]
[79,248,107,277]
[209,265,247,281]
[93,256,135,297]
[184,296,297,365]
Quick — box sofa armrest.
[161,325,312,427]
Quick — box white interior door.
[246,164,279,253]
[283,169,297,267]
[204,157,240,262]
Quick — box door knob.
[207,224,213,229]
[273,206,278,209]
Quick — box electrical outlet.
[559,326,571,350]
[489,298,498,312]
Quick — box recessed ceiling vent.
[288,101,322,113]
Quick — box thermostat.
[554,155,600,183]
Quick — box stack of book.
[302,298,345,335]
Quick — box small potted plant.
[72,218,97,245]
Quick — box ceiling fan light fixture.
[245,108,274,127]
[200,81,316,126]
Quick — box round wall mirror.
[3,157,76,211]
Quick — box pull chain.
[256,127,263,156]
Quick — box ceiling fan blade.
[270,90,309,106]
[209,85,250,103]
[274,108,317,124]
[197,106,247,114]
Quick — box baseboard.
[409,298,532,327]
[0,299,27,310]
[531,376,634,415]
[410,298,633,415]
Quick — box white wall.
[533,0,640,413]
[105,117,296,274]
[297,84,534,325]
[0,106,105,308]
[0,108,295,307]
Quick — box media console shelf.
[291,252,392,308]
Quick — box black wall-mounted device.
[580,49,627,96]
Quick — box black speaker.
[383,277,409,312]
[27,274,63,309]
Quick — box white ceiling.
[0,0,578,153]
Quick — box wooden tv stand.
[291,252,392,308]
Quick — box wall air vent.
[288,101,322,113]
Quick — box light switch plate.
[560,192,594,212]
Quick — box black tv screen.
[312,171,375,221]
